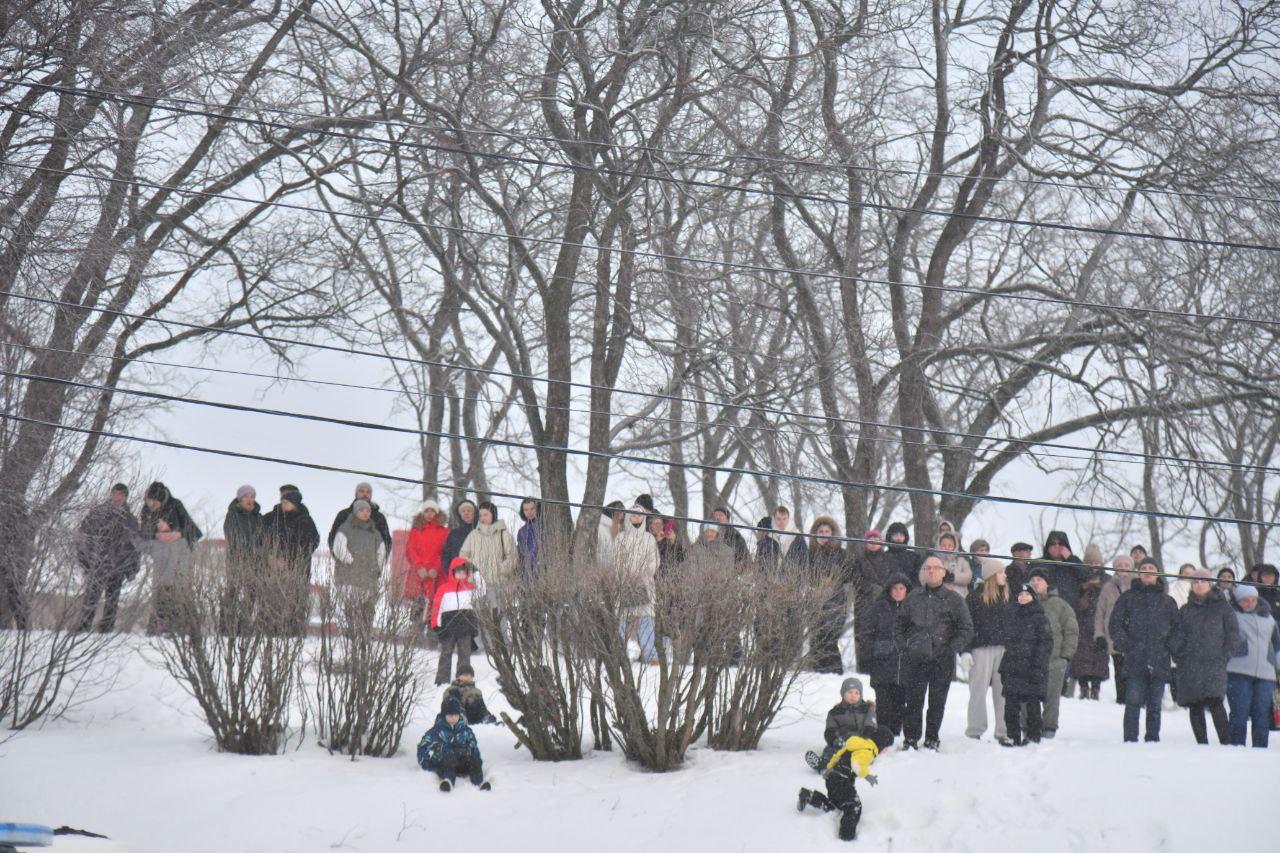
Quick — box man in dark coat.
[870,574,912,737]
[440,498,478,572]
[222,485,264,569]
[999,583,1054,745]
[884,522,920,586]
[898,554,974,750]
[1170,569,1239,744]
[326,481,392,553]
[1109,557,1179,742]
[77,483,141,632]
[261,486,320,635]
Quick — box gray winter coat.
[1170,591,1239,704]
[1227,598,1280,682]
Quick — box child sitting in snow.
[797,733,883,842]
[443,665,498,726]
[416,696,491,792]
[805,678,893,772]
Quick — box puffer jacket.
[870,575,911,687]
[1227,597,1280,681]
[415,713,480,771]
[77,501,141,579]
[823,700,878,746]
[1042,589,1080,662]
[999,596,1053,699]
[967,587,1012,650]
[1170,590,1239,704]
[1108,578,1178,680]
[405,515,449,600]
[222,499,263,567]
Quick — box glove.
[417,568,428,579]
[865,774,878,787]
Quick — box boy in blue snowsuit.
[417,696,490,791]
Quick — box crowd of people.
[72,481,1280,764]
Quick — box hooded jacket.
[1108,577,1178,679]
[439,500,478,571]
[1170,589,1239,704]
[613,520,660,618]
[870,574,911,687]
[999,592,1054,699]
[884,522,920,585]
[1030,531,1088,610]
[430,558,486,632]
[405,501,449,600]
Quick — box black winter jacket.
[870,576,911,687]
[898,583,974,664]
[823,700,878,747]
[1170,591,1239,704]
[77,502,140,578]
[261,504,320,574]
[1109,579,1178,680]
[853,549,896,601]
[999,598,1053,699]
[967,590,1012,650]
[440,502,478,573]
[222,500,264,566]
[1029,553,1089,610]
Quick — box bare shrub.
[150,552,307,755]
[475,536,586,761]
[312,577,429,758]
[704,569,832,751]
[0,521,130,735]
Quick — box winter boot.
[797,788,812,813]
[923,737,940,751]
[1091,684,1101,701]
[805,751,825,772]
[837,799,863,841]
[479,781,492,792]
[1079,682,1090,699]
[900,738,918,751]
[439,780,453,793]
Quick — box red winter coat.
[405,521,450,600]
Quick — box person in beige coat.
[614,503,660,662]
[936,532,973,598]
[459,502,518,600]
[1095,554,1135,703]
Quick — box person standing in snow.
[1170,568,1239,745]
[851,530,894,674]
[222,485,263,570]
[405,500,449,625]
[615,503,661,663]
[1096,554,1135,703]
[965,559,1012,744]
[999,582,1054,746]
[431,557,484,684]
[869,575,912,737]
[1029,531,1088,612]
[417,695,490,792]
[808,517,854,675]
[1109,557,1178,743]
[898,554,974,750]
[439,498,478,573]
[1028,569,1078,739]
[1225,584,1280,747]
[460,502,518,595]
[138,481,202,634]
[326,482,392,555]
[516,497,543,585]
[260,486,320,635]
[332,499,387,594]
[76,483,140,632]
[1071,567,1110,700]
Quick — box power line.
[8,368,1272,529]
[9,159,1277,335]
[11,338,1280,478]
[9,289,1277,477]
[2,408,1274,591]
[11,78,1280,253]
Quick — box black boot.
[837,799,863,841]
[798,788,812,812]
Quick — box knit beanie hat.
[865,529,883,541]
[1234,584,1259,601]
[840,677,863,697]
[1191,568,1213,581]
[355,481,373,494]
[980,557,1004,579]
[280,487,303,506]
[352,499,372,513]
[441,696,464,717]
[236,485,255,500]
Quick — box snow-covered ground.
[2,639,1274,853]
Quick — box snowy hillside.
[2,639,1273,853]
